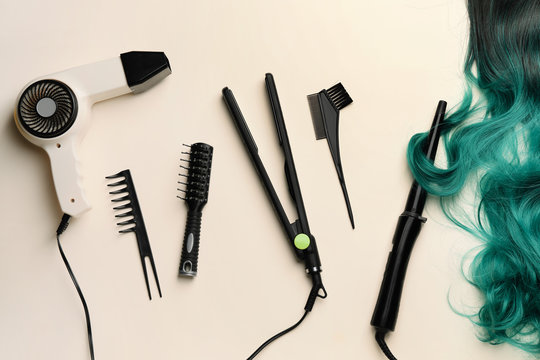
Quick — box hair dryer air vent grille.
[17,80,78,138]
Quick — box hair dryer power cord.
[56,214,95,360]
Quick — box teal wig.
[407,0,540,353]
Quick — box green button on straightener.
[294,233,310,250]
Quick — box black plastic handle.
[179,209,202,276]
[370,212,425,331]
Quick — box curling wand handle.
[179,209,202,277]
[370,211,426,332]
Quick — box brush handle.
[318,93,355,229]
[179,209,202,277]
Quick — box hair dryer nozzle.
[120,51,171,93]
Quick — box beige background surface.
[0,1,530,359]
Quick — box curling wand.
[371,100,446,360]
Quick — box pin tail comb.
[177,143,214,277]
[307,83,355,229]
[106,169,162,300]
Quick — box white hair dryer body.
[14,51,171,216]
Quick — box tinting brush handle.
[371,100,446,333]
[179,209,202,276]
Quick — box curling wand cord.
[375,331,398,360]
[370,100,446,360]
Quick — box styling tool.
[13,52,169,360]
[14,51,171,217]
[307,83,355,228]
[222,73,327,359]
[107,169,162,300]
[370,101,446,360]
[177,142,214,277]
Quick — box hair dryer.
[14,51,171,217]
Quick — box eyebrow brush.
[370,100,446,360]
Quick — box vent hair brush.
[177,143,214,277]
[14,51,171,217]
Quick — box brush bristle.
[326,83,352,110]
[178,143,213,204]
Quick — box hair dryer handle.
[45,137,90,217]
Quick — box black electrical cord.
[56,214,95,360]
[246,311,309,360]
[375,331,398,360]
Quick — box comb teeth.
[307,93,326,140]
[117,219,135,226]
[106,170,138,233]
[111,195,131,203]
[115,210,134,218]
[107,179,126,187]
[178,143,214,204]
[113,203,131,210]
[326,83,352,110]
[109,187,128,195]
[105,171,126,180]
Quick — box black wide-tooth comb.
[106,169,162,300]
[307,83,355,229]
[177,143,214,277]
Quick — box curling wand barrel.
[371,100,446,333]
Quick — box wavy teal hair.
[407,0,540,354]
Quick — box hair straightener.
[371,100,446,360]
[222,73,327,359]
